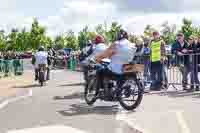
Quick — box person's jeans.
[179,64,190,87]
[162,64,168,86]
[150,61,163,90]
[190,63,199,86]
[144,59,150,81]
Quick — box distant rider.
[32,46,50,81]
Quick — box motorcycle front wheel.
[119,78,144,110]
[84,76,98,105]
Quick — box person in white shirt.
[96,29,136,74]
[88,35,108,60]
[32,46,49,80]
[81,35,107,81]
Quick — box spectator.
[171,33,190,90]
[79,40,94,62]
[134,38,144,64]
[143,39,151,83]
[197,37,200,88]
[150,31,166,91]
[188,36,200,91]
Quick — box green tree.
[78,26,89,49]
[181,18,193,40]
[65,30,78,50]
[30,18,47,50]
[107,22,121,42]
[143,24,155,37]
[7,28,19,51]
[161,21,176,44]
[88,32,96,41]
[54,35,65,50]
[0,30,6,51]
[192,26,200,37]
[95,24,105,36]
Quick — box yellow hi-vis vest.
[151,40,162,62]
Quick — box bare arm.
[95,43,116,63]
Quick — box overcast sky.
[1,0,200,36]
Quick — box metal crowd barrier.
[0,59,23,78]
[134,53,200,91]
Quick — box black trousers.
[150,61,163,90]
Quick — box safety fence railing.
[68,52,200,91]
[0,59,24,78]
[134,53,200,91]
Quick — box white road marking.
[116,109,152,133]
[175,111,191,133]
[0,100,8,109]
[7,125,89,133]
[0,89,32,110]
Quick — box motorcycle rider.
[95,29,137,99]
[79,40,94,62]
[32,46,50,81]
[81,36,107,80]
[88,35,108,59]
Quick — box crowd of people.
[133,32,200,92]
[0,51,23,77]
[171,33,200,91]
[0,51,22,60]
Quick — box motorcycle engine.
[103,80,116,98]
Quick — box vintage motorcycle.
[84,59,144,110]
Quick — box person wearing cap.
[80,35,107,81]
[171,33,190,90]
[188,35,200,91]
[150,31,166,91]
[32,46,49,81]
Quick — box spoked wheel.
[84,76,98,105]
[119,79,144,110]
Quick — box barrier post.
[0,59,4,78]
[72,56,76,71]
[4,60,13,77]
[69,56,73,71]
[13,59,23,76]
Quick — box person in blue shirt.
[143,39,151,83]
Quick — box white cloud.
[42,0,200,36]
[1,0,200,37]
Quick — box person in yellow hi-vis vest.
[150,31,166,91]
